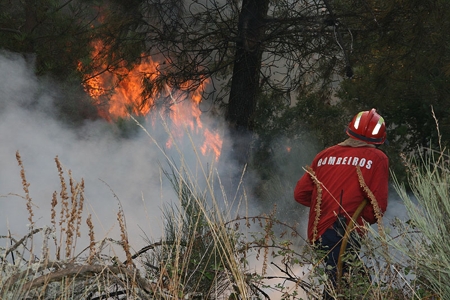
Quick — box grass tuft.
[3,117,450,299]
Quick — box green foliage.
[335,0,450,154]
[0,0,96,76]
[147,164,230,298]
[391,147,450,299]
[327,0,450,183]
[252,92,295,180]
[290,93,348,148]
[251,92,318,224]
[252,90,346,180]
[140,161,253,299]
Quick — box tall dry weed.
[1,153,152,299]
[15,151,33,227]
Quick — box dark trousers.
[319,227,361,299]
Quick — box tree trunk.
[23,0,39,52]
[225,0,269,167]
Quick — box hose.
[336,198,368,284]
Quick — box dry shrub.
[0,152,151,299]
[4,122,440,299]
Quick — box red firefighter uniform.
[294,140,388,242]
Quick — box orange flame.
[79,40,222,160]
[201,129,223,159]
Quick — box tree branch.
[0,27,21,34]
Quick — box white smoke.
[0,50,411,299]
[0,51,224,255]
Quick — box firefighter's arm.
[294,172,314,207]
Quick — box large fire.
[78,40,222,160]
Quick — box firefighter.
[294,109,389,298]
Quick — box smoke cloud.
[0,49,408,272]
[0,51,226,254]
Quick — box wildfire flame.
[78,40,222,160]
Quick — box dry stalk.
[4,228,42,259]
[261,205,277,276]
[86,214,96,263]
[49,191,59,257]
[355,166,384,231]
[305,166,322,244]
[65,185,77,259]
[53,156,88,261]
[15,151,37,265]
[117,207,132,267]
[65,174,82,260]
[15,151,34,227]
[55,156,68,213]
[355,165,391,273]
[41,227,53,266]
[50,191,58,232]
[76,179,85,239]
[69,170,76,198]
[55,156,68,260]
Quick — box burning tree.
[4,0,450,181]
[0,0,363,170]
[72,0,355,165]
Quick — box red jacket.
[294,141,389,243]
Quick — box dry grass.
[1,148,438,299]
[305,166,322,244]
[2,115,446,299]
[1,152,151,299]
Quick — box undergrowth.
[1,136,448,299]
